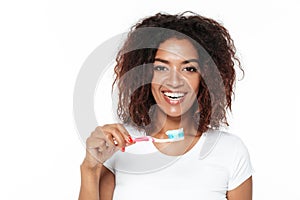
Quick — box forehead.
[155,38,199,60]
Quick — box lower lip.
[163,95,185,105]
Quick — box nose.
[165,68,184,88]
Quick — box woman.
[79,12,253,200]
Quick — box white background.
[1,0,299,199]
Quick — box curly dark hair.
[113,11,243,134]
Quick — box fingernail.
[121,147,125,152]
[128,136,134,144]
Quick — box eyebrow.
[154,58,199,65]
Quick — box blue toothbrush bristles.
[165,128,184,141]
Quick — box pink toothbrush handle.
[133,136,154,142]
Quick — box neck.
[150,109,199,137]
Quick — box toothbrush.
[133,128,184,143]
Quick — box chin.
[159,106,191,118]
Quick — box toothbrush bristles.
[165,128,184,141]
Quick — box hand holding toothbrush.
[82,124,184,170]
[83,124,135,170]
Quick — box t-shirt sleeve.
[227,137,254,190]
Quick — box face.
[151,38,201,118]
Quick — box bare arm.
[79,161,102,200]
[79,161,115,200]
[78,124,133,200]
[99,166,115,200]
[227,176,252,200]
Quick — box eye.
[183,66,198,72]
[153,65,168,71]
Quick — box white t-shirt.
[104,126,253,200]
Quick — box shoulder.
[208,129,247,149]
[202,129,250,160]
[209,130,254,190]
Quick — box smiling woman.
[79,11,253,200]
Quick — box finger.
[115,124,134,144]
[91,126,106,138]
[103,124,134,145]
[86,136,106,148]
[89,127,123,152]
[108,127,127,148]
[106,133,117,146]
[104,139,117,153]
[105,134,125,153]
[86,139,113,162]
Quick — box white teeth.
[163,92,185,99]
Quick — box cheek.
[186,77,201,93]
[151,73,164,85]
[193,83,200,93]
[151,83,159,95]
[151,74,164,92]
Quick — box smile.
[162,91,187,105]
